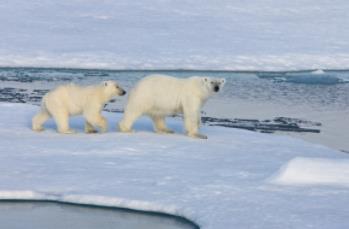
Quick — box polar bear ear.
[103,81,108,87]
[220,78,226,84]
[203,77,209,82]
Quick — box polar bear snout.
[112,83,126,96]
[102,80,126,97]
[214,85,220,92]
[119,89,127,96]
[212,82,222,93]
[206,77,225,93]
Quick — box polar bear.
[32,81,126,134]
[118,75,225,139]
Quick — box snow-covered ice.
[271,157,349,187]
[0,103,348,228]
[1,0,349,70]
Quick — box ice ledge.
[0,190,199,227]
[0,103,348,229]
[270,157,349,187]
[0,190,181,216]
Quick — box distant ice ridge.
[1,53,349,71]
[1,0,349,70]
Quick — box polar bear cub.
[119,75,225,139]
[32,81,126,134]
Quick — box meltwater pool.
[0,200,198,229]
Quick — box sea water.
[0,201,197,229]
[0,67,348,151]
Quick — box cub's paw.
[156,128,175,134]
[85,129,98,134]
[32,126,44,132]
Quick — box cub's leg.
[84,121,98,133]
[85,113,108,133]
[51,110,75,134]
[32,107,51,132]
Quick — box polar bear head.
[102,80,126,97]
[202,77,226,95]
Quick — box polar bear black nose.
[214,85,219,92]
[121,90,126,96]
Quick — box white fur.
[119,74,225,139]
[32,81,126,134]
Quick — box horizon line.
[1,66,349,73]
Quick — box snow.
[0,102,349,228]
[271,157,349,187]
[1,0,349,70]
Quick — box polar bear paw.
[58,129,77,134]
[188,133,208,139]
[156,128,175,134]
[86,129,98,134]
[32,126,45,132]
[118,122,133,133]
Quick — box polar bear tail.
[32,97,51,132]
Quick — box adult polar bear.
[32,81,126,134]
[119,75,225,139]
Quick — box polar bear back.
[126,74,206,116]
[43,84,104,116]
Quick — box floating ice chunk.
[0,190,40,199]
[311,69,325,74]
[271,157,349,187]
[285,73,342,84]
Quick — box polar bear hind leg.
[50,109,75,134]
[32,107,51,132]
[151,115,174,134]
[119,109,143,133]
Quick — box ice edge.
[0,190,201,228]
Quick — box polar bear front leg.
[151,116,174,134]
[85,114,108,133]
[183,107,207,139]
[185,119,207,139]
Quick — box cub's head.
[102,81,126,97]
[202,77,226,94]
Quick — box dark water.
[0,67,348,150]
[0,201,198,229]
[1,67,349,110]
